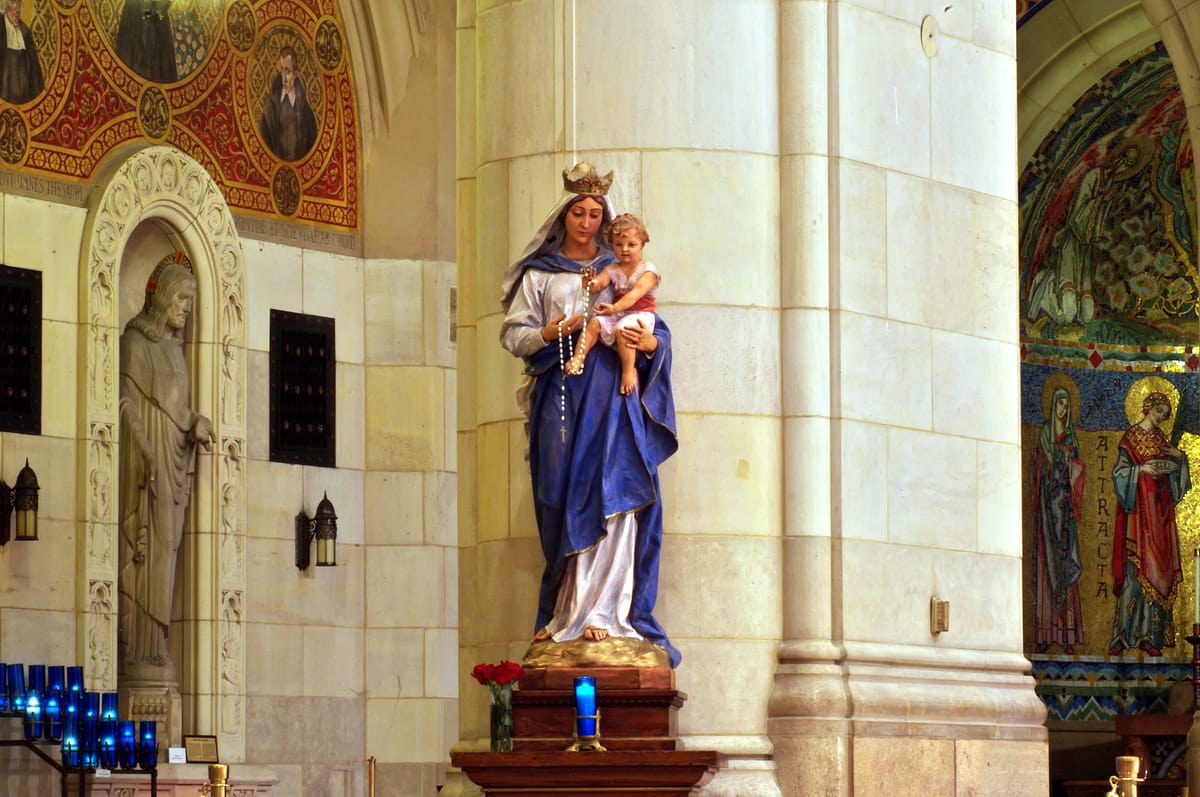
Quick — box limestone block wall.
[361,255,459,796]
[0,193,88,665]
[0,194,90,797]
[0,193,459,796]
[241,242,458,795]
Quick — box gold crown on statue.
[562,162,613,197]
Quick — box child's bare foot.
[566,354,585,375]
[533,627,552,642]
[582,626,609,641]
[619,369,637,395]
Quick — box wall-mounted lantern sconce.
[295,492,337,569]
[0,459,39,545]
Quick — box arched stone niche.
[79,145,248,761]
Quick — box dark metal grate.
[269,309,335,467]
[0,265,40,435]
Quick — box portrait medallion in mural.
[0,107,29,165]
[1021,43,1196,349]
[250,26,321,164]
[314,17,342,72]
[224,0,254,53]
[0,0,56,106]
[137,84,169,140]
[272,164,299,216]
[94,0,222,83]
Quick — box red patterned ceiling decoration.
[0,0,358,233]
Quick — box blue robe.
[518,254,680,666]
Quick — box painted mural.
[1020,43,1200,726]
[0,0,357,232]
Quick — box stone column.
[769,3,1048,795]
[458,1,784,794]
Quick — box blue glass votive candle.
[98,719,118,769]
[573,676,597,738]
[100,691,118,720]
[27,664,45,695]
[137,720,157,770]
[47,665,64,695]
[0,662,8,712]
[117,720,137,770]
[66,666,83,694]
[43,691,62,741]
[9,664,26,712]
[63,689,80,722]
[23,691,42,740]
[82,690,100,719]
[81,716,99,769]
[61,716,80,769]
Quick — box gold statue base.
[523,637,670,668]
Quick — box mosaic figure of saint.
[1109,388,1190,657]
[1031,379,1085,653]
[1026,137,1149,327]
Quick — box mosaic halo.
[1124,374,1181,437]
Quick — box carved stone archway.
[79,145,248,761]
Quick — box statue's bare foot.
[619,369,637,395]
[583,626,609,641]
[566,354,585,375]
[532,627,552,642]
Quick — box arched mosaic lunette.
[80,145,248,760]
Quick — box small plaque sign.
[183,735,219,764]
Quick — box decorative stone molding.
[220,589,244,737]
[86,580,115,690]
[220,438,246,581]
[81,145,248,760]
[86,422,115,572]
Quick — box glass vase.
[489,685,514,752]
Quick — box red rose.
[492,660,524,686]
[471,663,496,684]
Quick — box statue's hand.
[133,526,148,564]
[619,319,658,353]
[191,415,215,451]
[137,434,156,482]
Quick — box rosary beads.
[557,271,594,443]
[557,318,569,442]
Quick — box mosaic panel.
[1020,43,1200,721]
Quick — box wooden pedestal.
[451,751,721,796]
[514,667,681,751]
[452,667,722,796]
